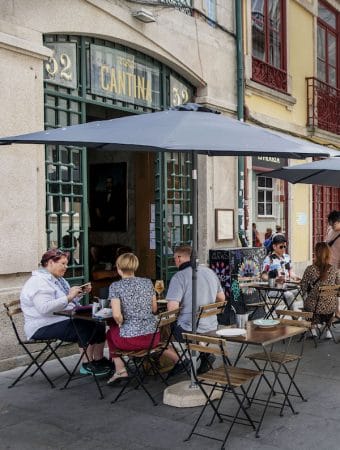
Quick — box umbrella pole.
[190,151,198,387]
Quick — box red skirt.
[106,324,160,358]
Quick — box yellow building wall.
[246,1,314,127]
[246,1,315,267]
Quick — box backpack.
[263,237,272,254]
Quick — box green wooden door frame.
[43,34,194,286]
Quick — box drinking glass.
[154,280,165,300]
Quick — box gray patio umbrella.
[260,157,340,187]
[0,104,332,158]
[0,104,332,380]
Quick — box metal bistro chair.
[238,277,265,319]
[111,307,181,406]
[313,285,340,343]
[182,333,261,450]
[245,310,311,416]
[3,300,71,388]
[168,301,228,378]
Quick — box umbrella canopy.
[260,157,340,187]
[0,106,331,159]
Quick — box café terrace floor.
[1,332,340,450]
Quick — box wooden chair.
[238,276,266,319]
[167,301,229,378]
[111,308,181,406]
[182,333,261,450]
[3,300,71,388]
[245,309,311,415]
[195,301,229,328]
[313,285,340,343]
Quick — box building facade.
[244,0,340,273]
[0,0,241,369]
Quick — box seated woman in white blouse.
[20,248,109,376]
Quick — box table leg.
[62,318,104,399]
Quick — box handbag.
[327,233,340,247]
[306,276,320,294]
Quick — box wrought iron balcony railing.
[251,57,287,93]
[306,77,340,135]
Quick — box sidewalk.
[1,336,340,450]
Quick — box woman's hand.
[82,283,92,294]
[67,286,83,302]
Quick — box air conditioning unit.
[131,8,156,23]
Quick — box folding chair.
[314,285,340,343]
[238,277,265,320]
[168,301,228,377]
[3,300,71,388]
[245,309,311,416]
[182,333,261,450]
[111,307,180,406]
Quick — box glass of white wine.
[154,279,165,300]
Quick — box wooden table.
[205,321,307,436]
[248,282,302,319]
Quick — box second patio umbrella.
[261,157,340,187]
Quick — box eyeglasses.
[278,245,286,249]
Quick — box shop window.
[251,0,287,92]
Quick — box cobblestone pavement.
[1,329,340,450]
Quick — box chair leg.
[10,343,55,388]
[184,383,224,442]
[30,341,71,378]
[112,358,158,406]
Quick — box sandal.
[107,369,129,386]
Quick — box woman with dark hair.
[20,249,110,375]
[301,242,340,338]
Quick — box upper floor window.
[317,1,338,88]
[251,0,287,92]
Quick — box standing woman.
[106,253,160,384]
[20,248,109,375]
[301,242,339,337]
[326,211,340,317]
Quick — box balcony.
[306,77,340,135]
[251,57,287,93]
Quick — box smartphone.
[80,282,91,291]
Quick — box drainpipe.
[235,0,248,247]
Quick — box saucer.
[253,319,279,328]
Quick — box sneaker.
[197,353,216,375]
[325,330,332,339]
[94,357,114,370]
[167,359,191,377]
[80,362,110,376]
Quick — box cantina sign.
[90,44,160,108]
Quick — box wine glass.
[154,280,165,300]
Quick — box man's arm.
[167,300,180,311]
[215,291,226,303]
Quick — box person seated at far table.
[106,253,162,385]
[261,234,301,309]
[301,242,340,338]
[20,249,110,376]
